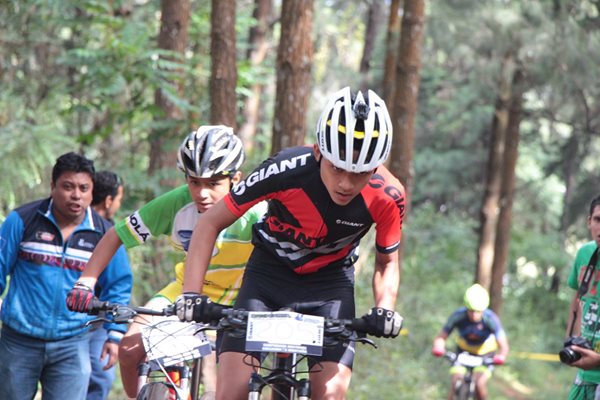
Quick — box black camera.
[559,336,594,364]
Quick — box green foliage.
[2,1,599,398]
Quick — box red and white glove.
[66,282,95,313]
[432,347,445,357]
[492,354,506,365]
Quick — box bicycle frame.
[444,351,494,400]
[248,352,312,400]
[453,366,475,400]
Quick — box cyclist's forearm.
[433,335,447,349]
[497,336,509,358]
[183,201,238,293]
[79,227,123,286]
[372,251,399,309]
[182,227,213,293]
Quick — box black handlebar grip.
[346,317,370,334]
[206,302,229,321]
[89,298,110,314]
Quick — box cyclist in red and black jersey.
[176,87,405,400]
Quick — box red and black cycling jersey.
[224,146,406,274]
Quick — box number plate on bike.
[142,318,212,366]
[456,352,484,368]
[245,311,324,356]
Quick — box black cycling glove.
[362,307,403,338]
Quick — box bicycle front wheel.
[454,379,471,400]
[137,382,172,400]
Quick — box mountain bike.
[442,350,496,400]
[86,300,213,400]
[201,304,378,400]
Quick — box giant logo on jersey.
[369,173,405,217]
[266,216,326,249]
[233,153,312,196]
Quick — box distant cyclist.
[67,126,265,399]
[432,283,509,400]
[176,87,405,400]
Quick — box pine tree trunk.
[148,0,190,177]
[475,51,514,288]
[388,0,424,280]
[382,0,402,111]
[389,0,425,211]
[210,0,237,129]
[271,0,313,155]
[359,0,383,91]
[238,0,273,155]
[490,66,525,315]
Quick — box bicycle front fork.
[248,372,311,400]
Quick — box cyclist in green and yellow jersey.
[67,126,265,399]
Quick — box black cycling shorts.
[219,254,357,369]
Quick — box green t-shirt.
[114,184,266,305]
[567,240,600,383]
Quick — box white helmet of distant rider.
[177,125,245,178]
[316,86,392,173]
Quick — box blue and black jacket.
[0,198,132,340]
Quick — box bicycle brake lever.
[349,331,377,348]
[355,336,377,348]
[84,317,110,327]
[163,304,176,316]
[112,307,136,323]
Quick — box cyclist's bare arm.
[372,250,399,309]
[78,227,123,287]
[496,335,510,359]
[433,331,449,348]
[182,200,238,293]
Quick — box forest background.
[2,0,600,398]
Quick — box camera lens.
[559,347,581,364]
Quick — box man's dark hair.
[589,195,600,216]
[51,152,95,184]
[92,171,122,206]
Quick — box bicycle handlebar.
[87,299,376,346]
[443,350,496,367]
[201,304,377,347]
[84,299,175,326]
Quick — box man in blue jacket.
[0,152,132,400]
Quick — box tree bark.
[359,0,383,91]
[388,0,424,283]
[238,0,273,155]
[382,0,402,110]
[148,0,190,177]
[475,51,514,289]
[271,0,313,155]
[389,0,425,213]
[210,0,237,129]
[489,66,525,315]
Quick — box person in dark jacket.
[0,152,132,400]
[88,170,131,400]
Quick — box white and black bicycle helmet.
[177,125,244,178]
[316,87,392,173]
